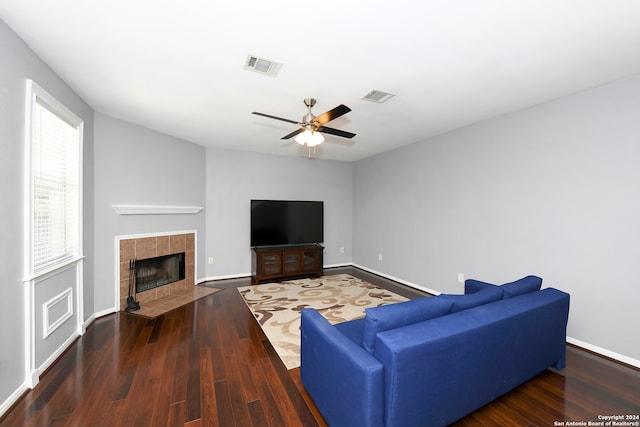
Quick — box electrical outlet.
[458,273,464,283]
[378,253,383,261]
[208,257,214,264]
[340,246,345,254]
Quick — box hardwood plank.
[199,348,218,427]
[185,329,202,422]
[247,400,269,426]
[213,380,234,426]
[167,400,185,427]
[1,267,638,427]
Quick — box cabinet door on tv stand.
[283,252,302,273]
[302,249,321,272]
[261,252,282,276]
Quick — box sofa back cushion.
[464,279,495,294]
[361,296,452,354]
[440,285,504,313]
[501,275,542,298]
[465,275,543,299]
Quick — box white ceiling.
[2,1,640,162]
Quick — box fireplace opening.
[135,252,185,293]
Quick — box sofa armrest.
[300,308,384,427]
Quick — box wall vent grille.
[362,89,395,103]
[244,55,283,77]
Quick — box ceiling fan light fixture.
[295,129,324,146]
[295,130,310,145]
[308,131,324,146]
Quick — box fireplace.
[134,252,185,293]
[118,232,195,311]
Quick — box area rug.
[238,274,408,369]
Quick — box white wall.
[0,18,94,414]
[204,148,353,279]
[93,114,206,314]
[354,75,640,364]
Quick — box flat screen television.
[250,200,324,247]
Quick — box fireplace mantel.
[112,204,204,215]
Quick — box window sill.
[25,256,84,282]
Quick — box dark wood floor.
[2,267,638,426]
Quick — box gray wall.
[205,148,353,279]
[354,75,640,362]
[93,113,206,313]
[0,18,94,411]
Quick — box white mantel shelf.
[112,205,204,215]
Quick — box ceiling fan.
[252,98,356,147]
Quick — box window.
[26,81,83,274]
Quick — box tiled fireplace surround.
[118,232,195,311]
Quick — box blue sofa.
[300,276,570,427]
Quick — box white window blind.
[30,86,81,272]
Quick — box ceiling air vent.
[362,89,395,103]
[244,55,283,77]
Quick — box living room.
[1,2,639,424]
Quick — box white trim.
[115,229,198,240]
[352,264,640,368]
[112,205,204,215]
[93,307,117,320]
[323,262,352,269]
[350,264,640,367]
[23,278,37,388]
[351,263,441,295]
[82,312,96,333]
[35,331,80,380]
[23,79,85,391]
[199,272,250,282]
[567,337,640,369]
[25,80,83,276]
[0,382,30,419]
[23,256,84,282]
[42,288,74,339]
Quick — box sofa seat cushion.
[465,275,543,299]
[440,285,504,313]
[361,296,452,354]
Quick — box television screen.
[251,200,323,247]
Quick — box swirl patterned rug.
[238,274,408,369]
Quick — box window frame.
[24,80,84,279]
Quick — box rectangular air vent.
[362,89,395,103]
[244,55,283,77]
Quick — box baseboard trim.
[567,337,640,369]
[351,263,441,296]
[349,263,639,370]
[35,332,80,381]
[199,272,250,283]
[0,382,29,420]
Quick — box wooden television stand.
[251,244,324,285]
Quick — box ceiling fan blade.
[252,111,301,125]
[281,128,304,140]
[317,126,356,139]
[313,104,351,125]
